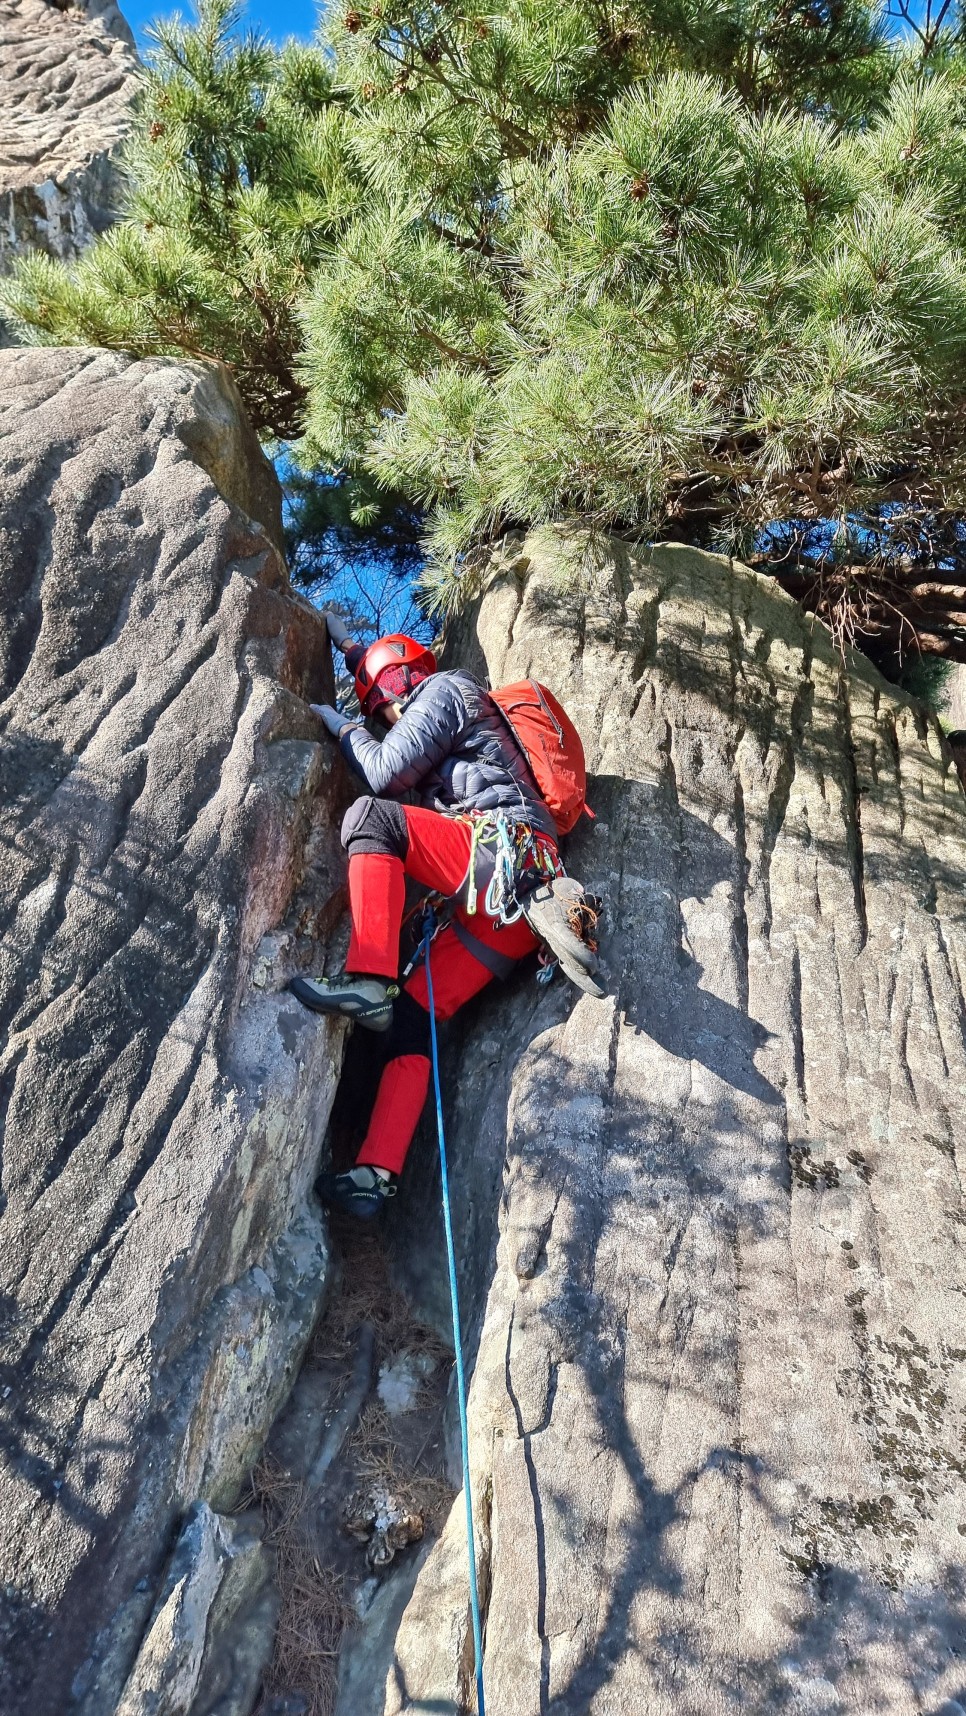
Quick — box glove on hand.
[311,703,352,739]
[322,611,352,651]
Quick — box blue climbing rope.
[422,924,487,1716]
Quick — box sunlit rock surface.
[0,0,139,273]
[0,347,346,1716]
[389,529,966,1714]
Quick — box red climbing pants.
[348,806,541,1176]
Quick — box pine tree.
[7,0,966,661]
[1,0,348,436]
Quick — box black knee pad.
[340,795,409,859]
[385,989,431,1059]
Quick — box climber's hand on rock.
[322,611,353,653]
[311,703,354,739]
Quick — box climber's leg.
[350,908,539,1181]
[316,992,430,1218]
[289,801,409,1021]
[356,1053,432,1174]
[405,903,538,1018]
[291,802,481,1027]
[289,838,409,1024]
[344,853,407,978]
[353,992,432,1178]
[342,797,411,977]
[304,799,538,1209]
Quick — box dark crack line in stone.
[504,1302,550,1715]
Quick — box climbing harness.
[463,809,563,923]
[401,812,604,997]
[460,812,605,994]
[422,917,487,1716]
[400,810,562,981]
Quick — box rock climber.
[288,614,599,1220]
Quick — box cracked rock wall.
[0,347,345,1716]
[389,529,966,1714]
[0,0,138,274]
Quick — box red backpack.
[490,680,593,836]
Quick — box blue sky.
[121,0,934,52]
[121,0,932,50]
[122,0,321,49]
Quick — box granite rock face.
[115,1502,277,1716]
[0,0,139,272]
[0,348,345,1716]
[389,530,966,1713]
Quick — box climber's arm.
[323,611,357,656]
[311,618,364,739]
[339,679,465,797]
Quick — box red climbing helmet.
[354,634,437,714]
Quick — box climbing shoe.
[315,1165,398,1221]
[288,973,398,1032]
[523,877,607,999]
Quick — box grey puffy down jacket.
[338,669,557,838]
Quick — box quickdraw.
[402,815,602,995]
[461,809,563,924]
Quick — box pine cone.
[630,175,649,201]
[149,121,166,143]
[345,8,363,31]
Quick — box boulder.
[0,347,346,1716]
[0,0,139,273]
[388,529,966,1713]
